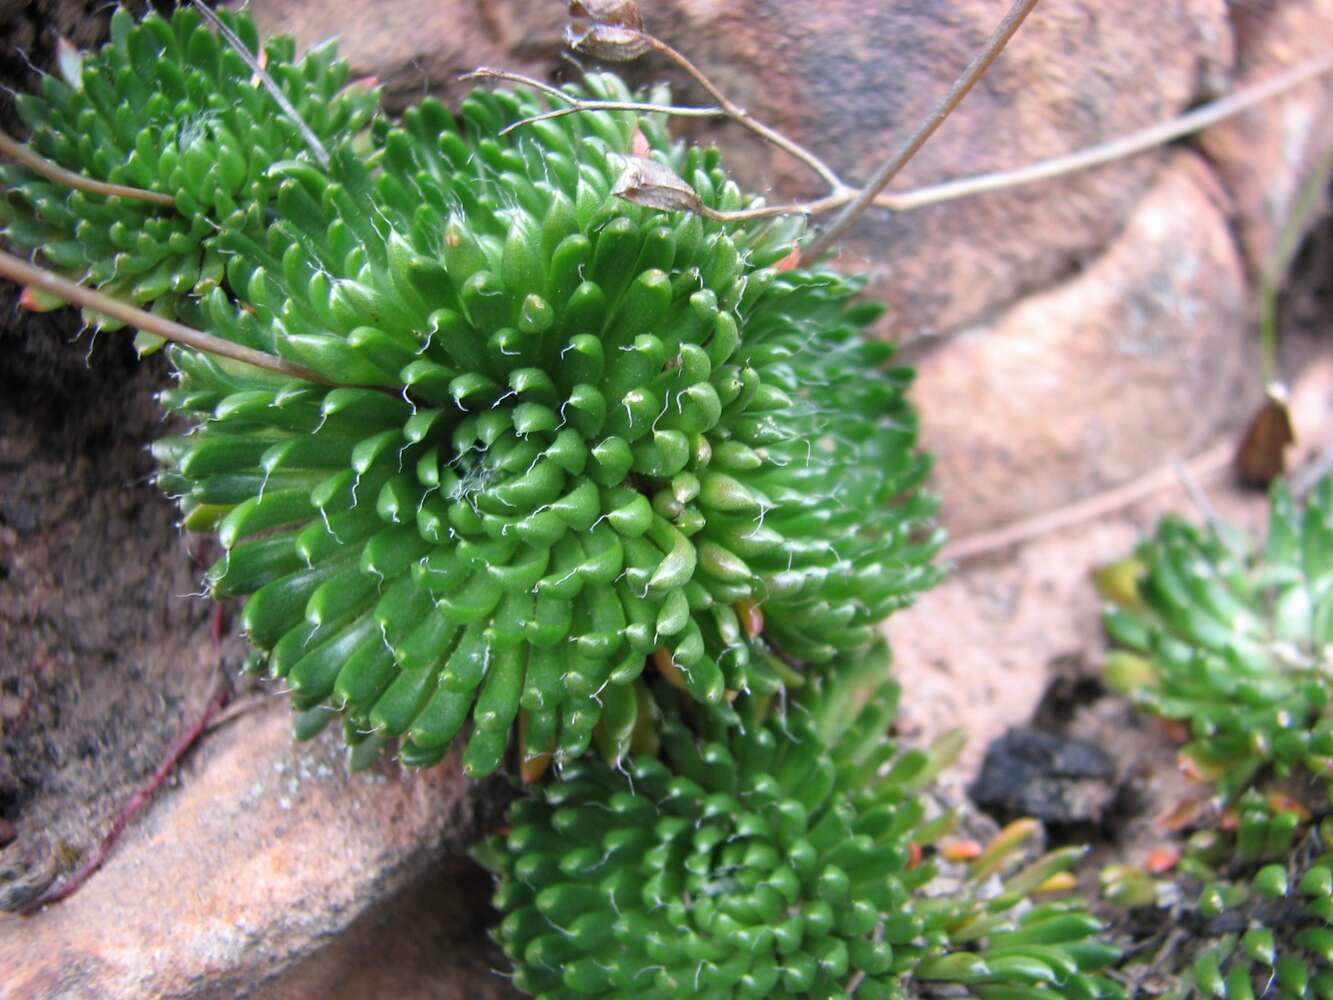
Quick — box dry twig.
[0,249,331,384]
[0,129,173,206]
[942,443,1233,562]
[806,0,1040,257]
[204,693,277,733]
[481,5,1333,247]
[190,0,331,167]
[878,51,1333,215]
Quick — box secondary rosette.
[477,643,1123,998]
[0,7,378,329]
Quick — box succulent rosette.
[2,9,938,773]
[2,9,941,775]
[1100,476,1333,801]
[1099,477,1333,998]
[1132,800,1333,1000]
[1174,852,1333,999]
[147,73,943,772]
[0,7,378,329]
[477,643,1124,998]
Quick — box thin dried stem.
[465,66,590,106]
[483,48,1333,232]
[483,39,850,191]
[191,0,330,168]
[642,34,850,193]
[724,51,1333,221]
[488,8,1332,250]
[806,0,1040,258]
[502,99,722,133]
[873,50,1333,214]
[942,442,1232,562]
[204,692,275,732]
[1171,456,1222,527]
[464,69,725,134]
[0,128,174,206]
[0,249,330,384]
[700,192,844,223]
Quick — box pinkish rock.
[913,153,1249,536]
[1198,0,1333,278]
[719,0,1235,342]
[0,704,513,999]
[886,456,1271,794]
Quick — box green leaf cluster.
[2,7,940,778]
[1162,822,1333,999]
[0,6,377,329]
[478,644,1123,999]
[1101,477,1333,997]
[1101,478,1333,800]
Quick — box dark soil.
[0,0,241,913]
[0,289,243,910]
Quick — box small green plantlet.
[477,642,1123,999]
[1109,804,1333,1000]
[1178,815,1333,997]
[0,6,378,344]
[1100,477,1333,998]
[1099,476,1333,802]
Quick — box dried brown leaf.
[569,0,643,30]
[1235,383,1295,488]
[565,23,652,62]
[613,155,705,215]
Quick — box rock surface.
[0,705,513,999]
[885,460,1271,798]
[251,0,1238,343]
[0,0,1331,997]
[969,726,1117,826]
[914,152,1250,535]
[1198,0,1333,277]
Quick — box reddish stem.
[20,676,228,915]
[210,602,229,646]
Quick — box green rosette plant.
[1099,476,1333,800]
[1098,476,1333,997]
[0,6,378,333]
[0,9,941,776]
[1169,831,1333,1000]
[477,641,1124,999]
[1102,796,1333,998]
